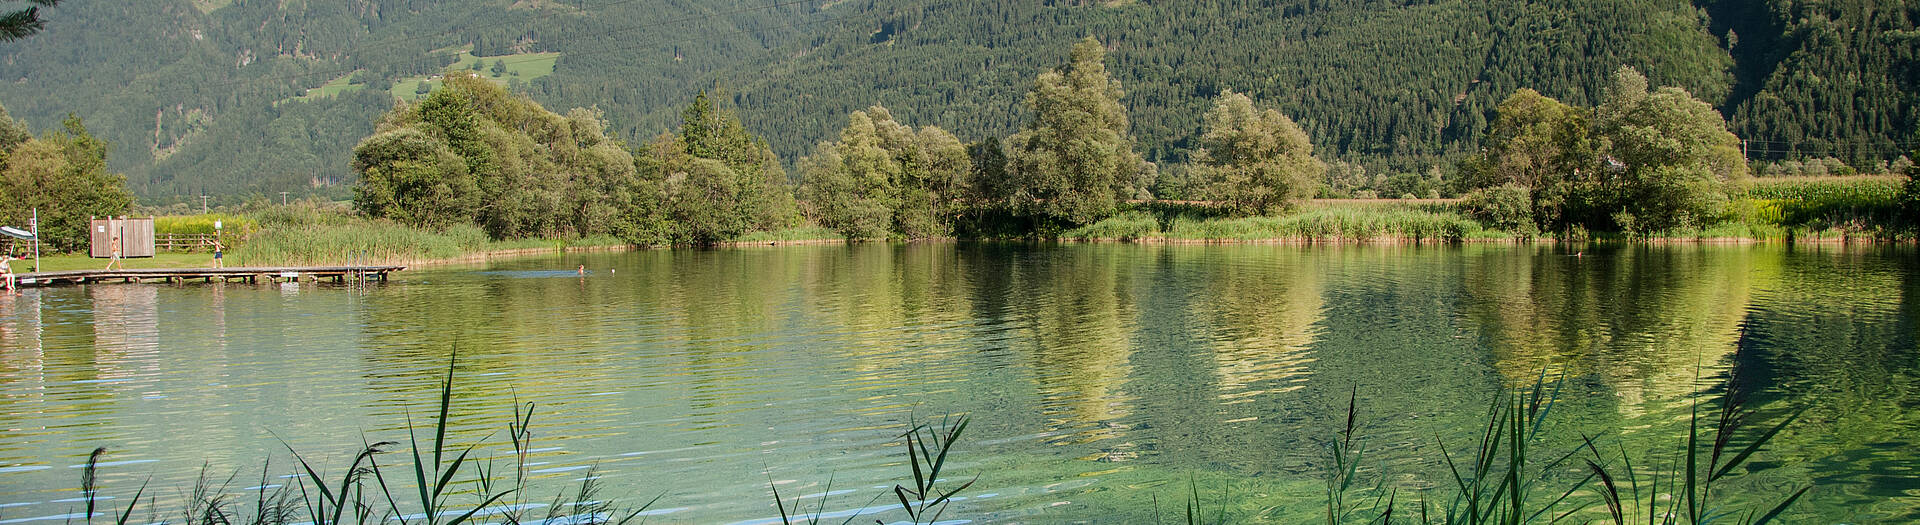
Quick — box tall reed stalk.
[1307,372,1809,525]
[68,354,653,525]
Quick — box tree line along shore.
[4,38,1918,267]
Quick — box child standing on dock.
[211,238,224,269]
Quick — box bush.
[1460,184,1538,235]
[1613,166,1730,234]
[1062,210,1158,241]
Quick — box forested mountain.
[1,0,1913,204]
[0,0,817,204]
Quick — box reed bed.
[732,226,846,244]
[46,358,1811,525]
[1065,203,1504,243]
[229,221,491,266]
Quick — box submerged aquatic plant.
[69,354,654,525]
[1575,371,1809,525]
[1341,371,1808,525]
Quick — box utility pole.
[280,191,290,206]
[200,195,209,215]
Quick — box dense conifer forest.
[0,0,1913,205]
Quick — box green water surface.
[0,243,1914,523]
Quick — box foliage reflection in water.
[0,243,1914,522]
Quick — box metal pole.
[30,207,38,273]
[201,195,209,214]
[280,192,289,206]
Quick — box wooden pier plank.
[14,265,406,287]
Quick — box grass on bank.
[1065,200,1509,243]
[155,213,260,237]
[26,253,215,273]
[732,226,846,244]
[232,223,626,267]
[1067,175,1912,244]
[1617,175,1910,242]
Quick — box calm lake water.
[0,243,1915,523]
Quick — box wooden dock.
[15,265,406,287]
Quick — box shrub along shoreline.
[185,189,1911,269]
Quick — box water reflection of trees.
[1459,245,1755,414]
[804,244,975,381]
[1720,246,1920,521]
[1192,247,1323,403]
[994,245,1143,446]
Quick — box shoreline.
[1043,234,1907,245]
[413,234,1914,258]
[142,231,1920,272]
[394,243,639,268]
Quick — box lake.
[0,243,1915,523]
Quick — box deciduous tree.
[1456,89,1595,230]
[0,113,135,252]
[1591,66,1746,233]
[801,107,971,240]
[1193,91,1324,216]
[1005,37,1150,228]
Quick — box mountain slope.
[0,0,1912,204]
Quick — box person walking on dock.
[103,232,122,271]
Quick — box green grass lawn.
[279,51,562,106]
[286,72,364,103]
[191,0,232,14]
[23,253,222,273]
[391,52,562,101]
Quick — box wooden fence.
[156,233,220,252]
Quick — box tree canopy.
[1460,68,1749,234]
[1004,37,1150,228]
[1193,91,1325,216]
[0,0,61,43]
[354,75,638,239]
[0,109,135,252]
[2,0,1913,204]
[800,107,971,240]
[628,91,796,245]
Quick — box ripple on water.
[0,245,1914,522]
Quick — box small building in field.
[89,217,155,258]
